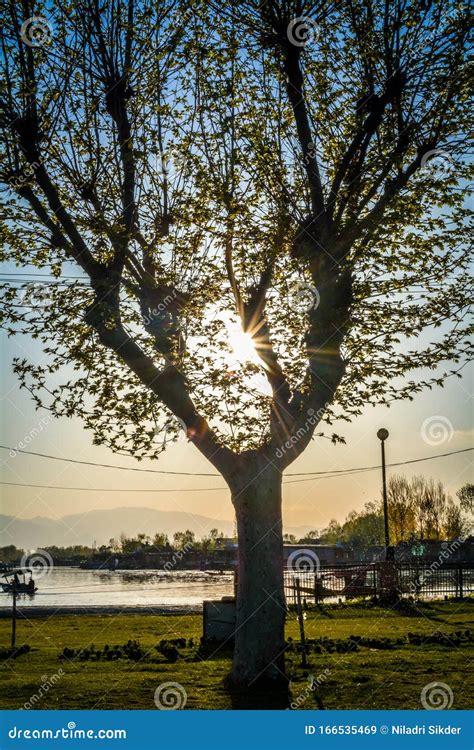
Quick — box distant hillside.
[0,508,312,549]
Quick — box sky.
[0,6,472,541]
[1,320,472,535]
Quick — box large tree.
[0,0,471,693]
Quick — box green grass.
[0,600,472,710]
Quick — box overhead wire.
[0,446,471,492]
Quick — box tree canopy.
[0,0,471,470]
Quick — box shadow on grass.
[391,599,447,622]
[195,641,234,663]
[223,673,291,710]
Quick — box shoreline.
[0,605,202,618]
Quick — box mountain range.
[0,507,313,549]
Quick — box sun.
[228,328,260,365]
[217,312,272,395]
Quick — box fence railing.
[283,562,474,604]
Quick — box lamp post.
[377,428,391,560]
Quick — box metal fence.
[283,562,474,604]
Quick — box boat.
[1,568,37,594]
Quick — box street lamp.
[377,428,392,560]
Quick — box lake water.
[2,565,470,612]
[0,567,234,610]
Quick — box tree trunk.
[229,457,286,690]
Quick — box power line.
[0,447,471,493]
[0,480,225,492]
[1,444,471,479]
[1,446,218,476]
[0,280,88,287]
[0,273,88,279]
[286,447,473,478]
[0,471,370,492]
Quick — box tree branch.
[83,298,235,475]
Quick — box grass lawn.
[0,600,472,710]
